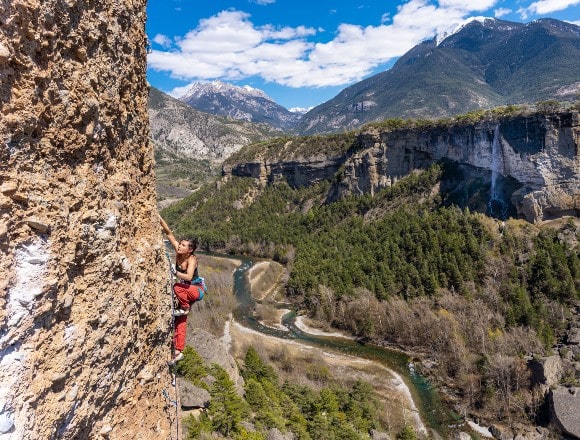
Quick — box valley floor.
[229,259,428,436]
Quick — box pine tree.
[208,364,249,437]
[242,346,278,383]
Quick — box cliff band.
[224,112,580,222]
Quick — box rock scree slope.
[1,1,173,438]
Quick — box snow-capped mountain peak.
[241,84,272,101]
[435,16,495,46]
[178,80,301,131]
[180,80,273,103]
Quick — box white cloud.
[289,106,313,114]
[152,34,172,48]
[148,0,503,88]
[520,0,580,18]
[260,24,317,40]
[494,7,512,17]
[168,82,199,98]
[381,12,392,23]
[567,19,580,25]
[437,0,497,10]
[254,0,275,4]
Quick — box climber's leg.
[173,315,187,352]
[173,283,192,310]
[172,283,202,315]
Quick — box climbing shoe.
[173,308,190,317]
[167,352,184,366]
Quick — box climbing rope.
[163,388,178,407]
[165,248,180,440]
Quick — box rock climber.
[159,215,205,365]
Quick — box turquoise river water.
[229,256,461,437]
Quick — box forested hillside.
[162,162,579,425]
[179,346,389,439]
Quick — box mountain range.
[166,18,579,136]
[296,18,580,134]
[148,85,282,200]
[179,80,302,131]
[151,16,580,440]
[148,85,281,162]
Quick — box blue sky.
[146,0,580,111]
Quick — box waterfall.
[487,124,508,219]
[490,125,500,200]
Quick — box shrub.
[175,346,208,389]
[396,425,417,440]
[535,100,561,113]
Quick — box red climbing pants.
[173,282,203,310]
[173,315,188,352]
[172,283,203,352]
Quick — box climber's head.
[177,238,197,256]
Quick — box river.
[229,256,460,437]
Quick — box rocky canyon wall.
[225,111,579,222]
[1,1,173,439]
[339,111,579,222]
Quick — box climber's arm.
[159,215,178,251]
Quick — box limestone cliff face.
[224,156,343,188]
[1,1,172,439]
[338,112,579,222]
[224,112,579,222]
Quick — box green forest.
[179,346,408,440]
[163,160,579,425]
